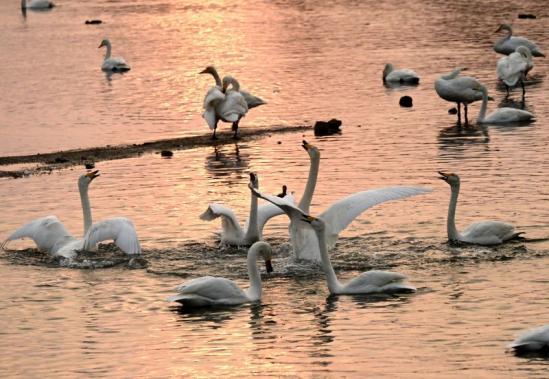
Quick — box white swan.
[438,172,522,245]
[382,63,420,84]
[435,68,487,125]
[2,171,141,258]
[477,85,534,124]
[494,24,545,57]
[98,39,131,72]
[249,183,431,263]
[200,173,294,246]
[497,46,532,97]
[200,66,267,109]
[202,76,249,139]
[167,241,273,307]
[21,0,54,9]
[509,325,549,353]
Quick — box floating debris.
[160,150,174,158]
[518,14,536,19]
[85,19,103,24]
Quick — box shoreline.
[0,125,310,178]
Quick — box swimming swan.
[382,63,420,84]
[438,172,522,245]
[477,85,534,124]
[2,171,141,258]
[497,46,532,96]
[494,24,545,57]
[509,325,549,353]
[98,39,131,72]
[21,0,54,9]
[167,241,273,307]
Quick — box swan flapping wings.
[83,217,141,255]
[2,216,72,254]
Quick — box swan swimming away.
[202,76,249,139]
[200,66,267,109]
[476,84,534,124]
[21,0,54,9]
[98,39,131,72]
[382,63,420,84]
[200,173,294,246]
[509,325,549,354]
[438,172,522,245]
[167,241,273,307]
[494,24,545,57]
[435,68,487,125]
[497,46,532,97]
[2,171,141,258]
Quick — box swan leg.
[232,120,240,139]
[211,128,218,140]
[505,85,509,97]
[457,103,462,125]
[464,104,469,125]
[521,79,526,97]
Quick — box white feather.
[83,217,141,255]
[2,216,72,253]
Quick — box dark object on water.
[85,19,103,24]
[54,157,69,163]
[277,185,287,198]
[160,150,174,157]
[314,118,342,136]
[518,14,536,19]
[85,162,95,169]
[399,96,413,107]
[448,107,458,115]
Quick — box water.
[1,0,549,377]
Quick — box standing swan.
[509,325,549,354]
[2,171,141,258]
[497,46,532,97]
[21,0,54,9]
[98,39,131,72]
[167,241,273,307]
[477,85,534,124]
[494,24,545,57]
[438,172,522,245]
[382,63,420,84]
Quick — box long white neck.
[477,86,488,123]
[245,182,259,242]
[447,183,461,242]
[245,246,263,301]
[314,225,342,294]
[298,153,320,213]
[441,68,462,80]
[104,42,112,60]
[211,68,222,87]
[79,184,93,234]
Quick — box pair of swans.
[382,63,420,84]
[439,172,521,245]
[200,172,294,246]
[494,24,545,57]
[497,46,533,97]
[167,241,273,307]
[2,171,141,259]
[99,39,131,72]
[435,68,486,125]
[476,84,534,124]
[21,0,54,9]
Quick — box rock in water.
[399,96,413,107]
[314,119,342,136]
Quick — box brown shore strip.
[0,125,310,179]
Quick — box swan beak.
[301,215,315,224]
[495,25,502,33]
[98,42,104,48]
[265,259,273,273]
[86,170,100,181]
[438,171,449,181]
[199,68,208,74]
[302,140,316,151]
[249,172,257,182]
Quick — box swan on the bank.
[21,0,54,9]
[509,325,549,353]
[2,171,141,258]
[167,241,273,307]
[200,173,294,246]
[494,24,545,57]
[477,85,534,124]
[438,172,522,245]
[435,68,487,125]
[382,63,420,84]
[98,39,131,72]
[497,46,532,97]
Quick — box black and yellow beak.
[199,68,208,74]
[265,259,273,273]
[438,171,449,182]
[249,172,256,182]
[86,170,100,181]
[301,140,310,151]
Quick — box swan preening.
[494,24,545,58]
[438,172,522,245]
[167,241,273,307]
[509,325,549,354]
[21,0,54,9]
[497,46,533,97]
[477,85,534,124]
[98,39,131,72]
[382,63,420,84]
[2,171,141,258]
[435,68,488,125]
[200,173,294,246]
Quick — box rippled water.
[1,0,549,377]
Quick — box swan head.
[301,140,320,159]
[516,46,533,59]
[78,170,100,189]
[199,66,217,75]
[249,172,259,189]
[495,24,512,34]
[438,171,460,187]
[382,63,394,81]
[221,76,239,93]
[302,215,326,232]
[98,39,110,48]
[251,241,273,273]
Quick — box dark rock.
[85,162,95,169]
[518,13,536,19]
[85,19,103,24]
[399,96,413,107]
[448,107,458,115]
[160,150,173,157]
[54,157,69,163]
[314,118,342,136]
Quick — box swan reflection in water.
[437,123,490,155]
[205,143,250,179]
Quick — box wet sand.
[0,125,310,179]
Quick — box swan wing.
[497,53,527,86]
[200,203,244,239]
[509,325,549,350]
[345,270,407,289]
[2,216,72,253]
[203,87,225,109]
[249,187,306,221]
[319,187,432,249]
[173,276,246,300]
[256,193,296,233]
[386,69,419,82]
[217,91,248,122]
[83,217,141,255]
[461,221,516,245]
[240,90,267,109]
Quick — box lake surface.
[1,0,549,377]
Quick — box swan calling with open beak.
[98,39,131,72]
[167,241,273,307]
[494,24,545,57]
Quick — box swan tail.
[241,90,266,109]
[166,293,212,307]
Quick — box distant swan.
[497,46,532,96]
[2,171,141,258]
[200,173,294,246]
[438,172,522,245]
[435,68,486,125]
[167,241,273,307]
[477,85,534,124]
[98,39,131,72]
[509,325,549,353]
[382,63,420,84]
[21,0,54,9]
[494,24,545,57]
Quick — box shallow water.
[1,0,549,377]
